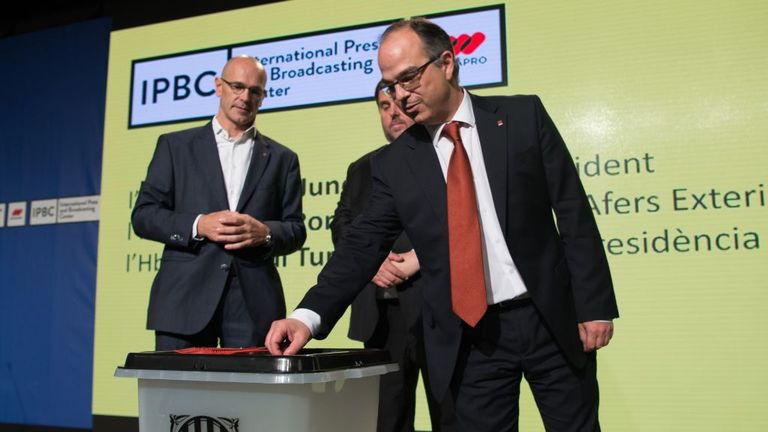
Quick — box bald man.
[132,56,306,350]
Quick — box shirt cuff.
[288,308,321,337]
[192,214,204,240]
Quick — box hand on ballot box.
[266,318,311,355]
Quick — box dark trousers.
[451,301,600,432]
[155,272,263,350]
[367,300,456,432]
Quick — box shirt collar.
[212,116,256,143]
[426,88,476,145]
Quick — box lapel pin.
[496,120,504,126]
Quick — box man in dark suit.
[332,85,454,432]
[132,56,306,350]
[267,19,618,431]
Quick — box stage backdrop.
[0,18,110,429]
[93,1,767,430]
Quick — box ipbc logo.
[130,50,228,127]
[450,32,488,67]
[30,199,57,225]
[139,70,216,105]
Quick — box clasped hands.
[197,210,270,250]
[372,250,420,288]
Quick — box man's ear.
[441,51,456,81]
[214,77,223,97]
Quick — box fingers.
[282,336,307,356]
[202,212,268,247]
[372,258,409,288]
[372,274,392,288]
[372,272,404,288]
[265,323,286,355]
[380,259,408,280]
[217,213,249,226]
[391,250,420,277]
[196,210,233,239]
[578,321,614,352]
[266,319,311,355]
[387,252,404,262]
[223,239,257,250]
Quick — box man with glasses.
[268,19,618,432]
[132,55,306,350]
[331,84,454,432]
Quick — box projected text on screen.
[128,5,506,128]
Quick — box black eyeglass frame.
[220,78,265,98]
[378,55,441,96]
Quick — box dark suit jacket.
[331,147,423,342]
[298,94,618,400]
[132,122,306,340]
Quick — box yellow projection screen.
[94,1,768,430]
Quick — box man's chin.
[391,125,407,136]
[233,113,255,125]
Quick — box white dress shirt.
[192,117,255,238]
[427,89,529,305]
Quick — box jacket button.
[220,263,229,271]
[170,234,181,241]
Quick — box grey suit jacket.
[132,122,306,340]
[298,94,618,400]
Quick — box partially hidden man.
[132,55,306,350]
[268,19,618,432]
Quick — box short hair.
[374,81,386,102]
[381,18,459,82]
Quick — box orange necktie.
[444,121,487,327]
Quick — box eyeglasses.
[379,55,440,96]
[220,78,265,98]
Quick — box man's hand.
[390,249,420,278]
[578,321,614,352]
[197,210,270,249]
[266,319,311,355]
[372,252,409,288]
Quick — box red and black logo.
[450,32,486,55]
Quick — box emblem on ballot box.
[170,414,239,432]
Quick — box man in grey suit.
[268,19,617,431]
[132,55,306,350]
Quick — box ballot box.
[115,348,398,432]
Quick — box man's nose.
[393,85,410,104]
[237,92,251,102]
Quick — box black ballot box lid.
[119,348,392,374]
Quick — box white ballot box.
[115,348,398,432]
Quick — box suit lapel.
[195,124,229,210]
[471,94,509,238]
[404,126,447,225]
[236,132,271,211]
